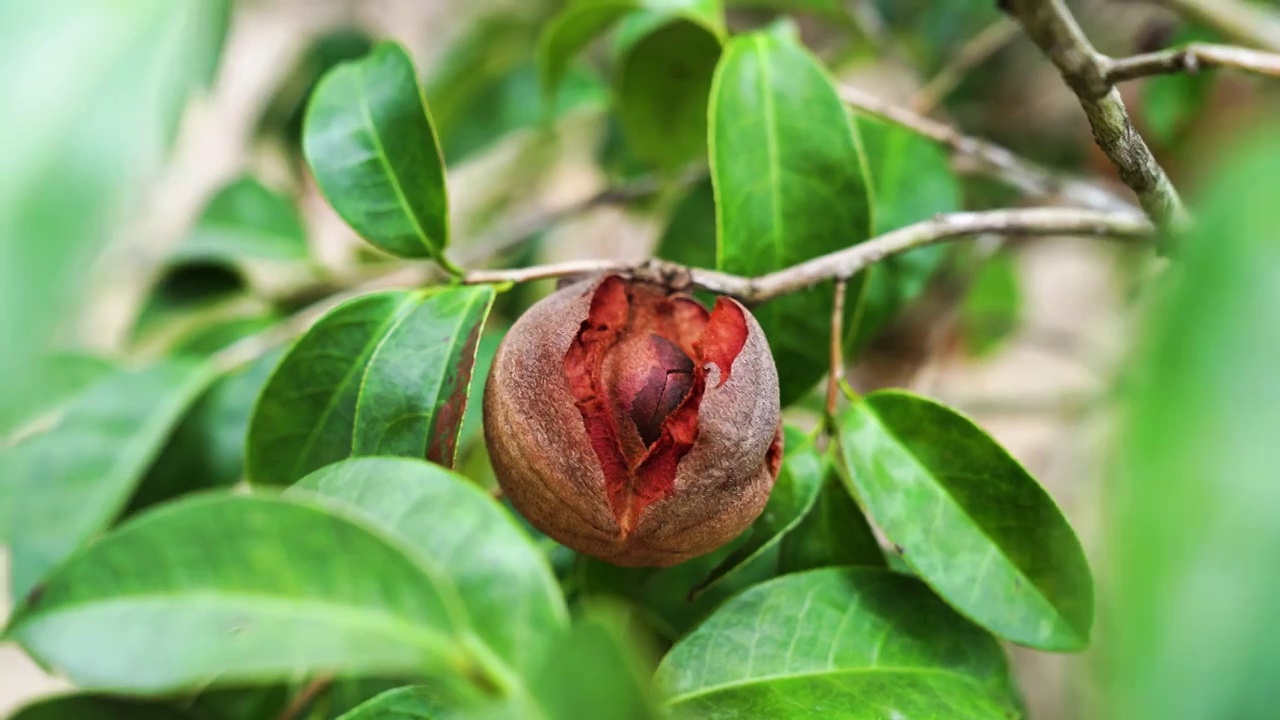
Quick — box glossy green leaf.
[710,32,873,404]
[615,13,721,169]
[1105,131,1280,720]
[960,252,1021,358]
[3,359,214,601]
[658,568,1016,715]
[291,457,568,676]
[538,0,723,98]
[130,349,284,513]
[691,426,823,596]
[854,117,959,346]
[837,390,1093,650]
[778,470,885,574]
[303,42,453,266]
[335,686,452,719]
[0,352,114,439]
[175,175,309,264]
[0,0,229,432]
[667,671,1012,719]
[6,493,472,694]
[247,286,495,485]
[7,695,197,720]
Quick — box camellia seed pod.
[484,274,783,567]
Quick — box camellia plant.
[4,1,1280,719]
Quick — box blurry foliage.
[6,1,1280,719]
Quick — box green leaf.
[6,493,473,694]
[3,359,214,601]
[131,262,247,344]
[710,32,873,405]
[538,0,723,98]
[960,252,1021,358]
[335,686,453,719]
[667,671,1013,719]
[1141,25,1219,144]
[690,426,823,596]
[458,321,507,451]
[169,313,281,357]
[303,42,453,266]
[614,13,721,169]
[529,603,660,720]
[658,568,1017,716]
[0,0,229,432]
[291,457,568,676]
[854,117,960,346]
[778,470,885,574]
[7,695,198,720]
[656,179,717,269]
[247,286,495,485]
[130,349,285,513]
[1106,130,1280,719]
[837,390,1093,651]
[573,539,777,642]
[175,175,309,264]
[0,352,114,439]
[725,0,844,14]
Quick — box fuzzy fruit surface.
[483,275,782,566]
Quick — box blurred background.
[3,0,1276,717]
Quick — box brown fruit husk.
[483,275,782,567]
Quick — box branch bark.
[1005,0,1189,230]
[838,84,1137,214]
[1107,42,1280,82]
[464,208,1153,304]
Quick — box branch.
[1005,0,1190,230]
[1156,0,1280,52]
[912,18,1023,112]
[1107,42,1280,82]
[464,208,1153,303]
[838,84,1137,214]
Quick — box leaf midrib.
[287,294,419,482]
[859,403,1077,643]
[353,60,435,257]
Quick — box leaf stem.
[826,279,848,419]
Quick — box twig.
[1106,42,1280,82]
[1156,0,1280,52]
[213,175,676,374]
[912,18,1023,113]
[1004,0,1190,230]
[464,208,1153,303]
[826,279,849,418]
[275,676,332,720]
[838,84,1136,214]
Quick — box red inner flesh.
[563,276,749,535]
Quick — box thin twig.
[838,84,1136,214]
[1156,0,1280,52]
[1005,0,1190,230]
[912,18,1023,113]
[1106,42,1280,81]
[275,676,332,720]
[464,208,1153,303]
[826,279,849,418]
